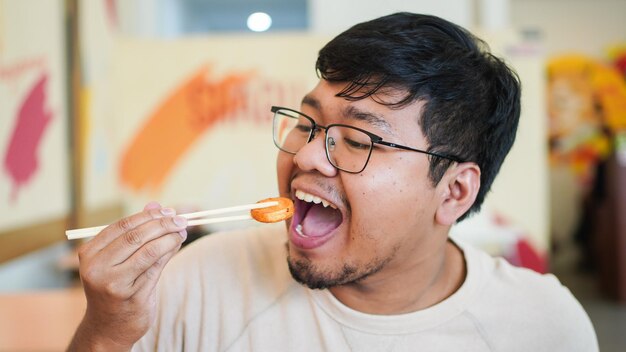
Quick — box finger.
[115,230,186,289]
[84,206,176,255]
[144,201,161,211]
[79,231,185,305]
[131,242,182,299]
[103,216,187,266]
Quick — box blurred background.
[1,0,625,350]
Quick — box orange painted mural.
[119,66,254,191]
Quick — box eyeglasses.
[271,106,462,173]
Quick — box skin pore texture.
[276,79,481,315]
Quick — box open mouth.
[291,189,343,242]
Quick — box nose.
[293,128,337,177]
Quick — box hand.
[68,202,187,352]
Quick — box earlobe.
[434,163,481,226]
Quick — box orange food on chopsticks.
[251,197,294,223]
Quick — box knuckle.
[143,265,158,281]
[103,281,127,299]
[79,265,97,286]
[128,293,149,307]
[123,229,143,246]
[153,255,164,268]
[117,217,134,232]
[142,242,161,262]
[159,217,171,230]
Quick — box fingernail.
[179,230,188,240]
[160,207,176,216]
[173,216,187,227]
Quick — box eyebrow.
[301,95,395,136]
[301,95,321,110]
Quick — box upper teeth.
[295,190,337,209]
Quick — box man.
[69,12,598,351]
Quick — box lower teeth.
[296,224,304,236]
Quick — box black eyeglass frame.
[271,106,463,174]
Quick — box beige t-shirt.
[134,224,598,352]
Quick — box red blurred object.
[515,238,548,274]
[615,56,626,76]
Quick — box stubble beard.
[286,243,393,290]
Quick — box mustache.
[290,173,351,217]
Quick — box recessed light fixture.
[247,12,272,32]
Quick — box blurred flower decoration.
[547,54,626,185]
[608,45,626,79]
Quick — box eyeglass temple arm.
[375,141,463,163]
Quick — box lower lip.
[288,222,338,250]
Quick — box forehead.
[301,80,425,135]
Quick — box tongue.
[301,203,342,237]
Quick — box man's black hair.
[316,12,521,220]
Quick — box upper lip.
[290,179,345,215]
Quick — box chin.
[287,252,357,290]
[285,245,389,290]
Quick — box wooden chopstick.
[65,201,278,240]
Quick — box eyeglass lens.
[273,108,373,173]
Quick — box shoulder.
[461,243,598,351]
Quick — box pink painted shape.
[105,0,118,29]
[3,73,52,202]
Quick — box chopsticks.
[65,201,278,240]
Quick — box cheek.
[348,157,432,231]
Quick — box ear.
[434,163,481,226]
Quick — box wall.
[309,0,473,33]
[479,30,548,251]
[511,0,626,243]
[511,0,626,57]
[0,0,69,231]
[0,0,72,271]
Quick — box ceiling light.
[247,12,272,32]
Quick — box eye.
[295,124,312,133]
[344,138,370,150]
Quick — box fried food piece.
[251,197,294,223]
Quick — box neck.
[328,240,466,315]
